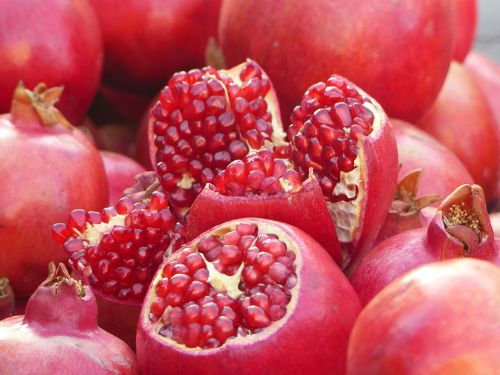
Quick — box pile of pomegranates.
[1,0,500,373]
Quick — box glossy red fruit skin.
[0,84,108,297]
[0,0,103,124]
[219,0,455,123]
[348,258,500,374]
[187,176,342,264]
[135,98,157,170]
[100,150,146,205]
[393,119,474,200]
[89,0,221,94]
[137,219,361,375]
[417,62,500,199]
[0,264,138,374]
[453,0,477,62]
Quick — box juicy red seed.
[201,302,219,324]
[64,238,85,253]
[69,209,87,232]
[214,316,235,342]
[169,274,191,292]
[151,297,167,318]
[244,305,271,329]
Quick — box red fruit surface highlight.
[89,0,221,94]
[219,0,455,122]
[350,184,500,305]
[137,219,361,374]
[453,0,477,62]
[0,0,103,124]
[348,258,500,374]
[0,263,138,374]
[0,83,108,297]
[489,212,500,238]
[0,277,15,320]
[417,62,500,199]
[100,150,146,205]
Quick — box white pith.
[177,173,195,189]
[202,253,244,299]
[327,97,382,243]
[76,215,126,245]
[144,219,302,352]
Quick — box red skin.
[0,85,108,296]
[219,0,455,123]
[0,0,103,124]
[100,151,146,205]
[89,0,221,94]
[453,0,477,62]
[393,119,474,200]
[135,100,156,170]
[100,85,153,124]
[0,264,138,374]
[417,62,500,199]
[137,219,361,375]
[348,259,500,374]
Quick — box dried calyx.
[43,262,86,298]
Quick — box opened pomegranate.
[148,59,288,216]
[0,277,14,320]
[52,192,184,348]
[100,150,146,205]
[417,62,500,199]
[0,83,108,297]
[350,184,500,305]
[0,263,138,374]
[0,0,103,124]
[393,118,474,199]
[453,0,477,62]
[137,219,361,374]
[348,258,500,374]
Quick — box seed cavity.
[443,203,482,238]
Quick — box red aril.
[218,0,455,123]
[350,184,500,305]
[417,62,500,199]
[0,0,103,124]
[348,258,500,374]
[0,277,14,320]
[0,83,108,297]
[88,0,221,94]
[100,150,146,205]
[453,0,477,62]
[137,219,361,374]
[0,263,138,374]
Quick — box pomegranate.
[417,62,500,199]
[0,83,108,297]
[0,0,103,124]
[350,184,500,305]
[393,118,474,199]
[100,85,153,124]
[137,219,361,374]
[135,105,156,169]
[348,258,500,374]
[100,150,146,205]
[98,123,138,157]
[148,59,288,216]
[218,0,455,123]
[0,263,138,374]
[52,192,184,348]
[187,149,342,264]
[0,277,14,320]
[453,0,477,62]
[88,0,221,94]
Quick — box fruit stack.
[1,0,499,374]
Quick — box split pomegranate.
[0,263,138,374]
[0,83,108,297]
[187,149,342,264]
[88,0,221,94]
[137,219,361,374]
[348,258,500,374]
[218,0,455,123]
[350,184,500,305]
[52,192,184,348]
[148,59,288,215]
[0,0,103,124]
[417,62,500,199]
[287,75,398,266]
[0,277,14,320]
[393,118,474,200]
[100,150,146,205]
[453,0,477,62]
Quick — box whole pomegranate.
[0,83,108,297]
[219,0,455,122]
[136,219,361,374]
[0,0,103,124]
[348,258,500,374]
[0,263,138,374]
[417,62,500,199]
[453,0,477,61]
[88,0,221,94]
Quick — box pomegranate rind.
[137,218,360,375]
